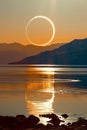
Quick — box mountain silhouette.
[0,42,62,64]
[11,38,87,65]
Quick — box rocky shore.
[0,113,87,130]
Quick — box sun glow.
[26,16,55,46]
[35,67,55,75]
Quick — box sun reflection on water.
[25,67,55,124]
[25,66,86,124]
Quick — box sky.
[0,0,87,45]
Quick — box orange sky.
[0,0,87,46]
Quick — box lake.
[0,65,87,124]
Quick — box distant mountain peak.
[0,42,62,64]
[10,37,87,65]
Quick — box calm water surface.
[0,65,87,124]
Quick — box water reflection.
[25,66,87,124]
[25,67,55,123]
[0,65,87,124]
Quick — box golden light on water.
[25,90,54,115]
[25,66,83,124]
[35,67,55,75]
[25,67,55,124]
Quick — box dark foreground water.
[0,65,87,124]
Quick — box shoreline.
[0,113,87,130]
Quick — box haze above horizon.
[0,0,87,45]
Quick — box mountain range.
[12,38,87,65]
[0,43,62,64]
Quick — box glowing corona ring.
[26,16,55,46]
